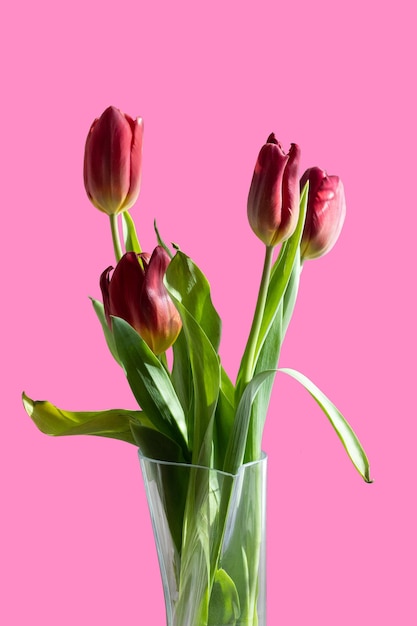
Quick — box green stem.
[240,245,274,386]
[110,214,123,262]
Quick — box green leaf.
[22,392,141,445]
[165,251,221,351]
[169,252,229,458]
[224,370,275,474]
[165,252,222,466]
[111,317,189,456]
[172,298,220,466]
[243,253,302,461]
[165,253,221,466]
[213,369,236,468]
[281,248,301,336]
[90,298,121,365]
[243,307,283,462]
[172,329,194,422]
[208,568,240,626]
[130,423,185,462]
[279,368,373,483]
[136,426,188,555]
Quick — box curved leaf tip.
[278,368,373,483]
[22,392,34,417]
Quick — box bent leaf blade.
[279,368,372,483]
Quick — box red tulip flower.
[247,134,301,247]
[100,247,182,355]
[84,106,143,215]
[300,167,346,261]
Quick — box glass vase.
[139,451,267,626]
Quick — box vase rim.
[138,449,267,477]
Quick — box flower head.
[247,134,301,247]
[300,167,346,261]
[100,247,182,354]
[84,106,143,215]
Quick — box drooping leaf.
[279,368,372,482]
[22,392,141,445]
[111,316,189,457]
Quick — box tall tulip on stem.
[243,134,301,386]
[83,105,144,261]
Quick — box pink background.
[1,0,416,623]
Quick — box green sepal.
[22,392,141,445]
[279,368,373,483]
[122,210,142,253]
[111,316,189,457]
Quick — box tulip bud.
[84,106,143,215]
[300,167,346,261]
[100,247,182,355]
[247,134,301,247]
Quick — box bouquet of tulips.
[23,107,371,626]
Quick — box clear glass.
[139,451,267,626]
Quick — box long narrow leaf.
[279,368,372,482]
